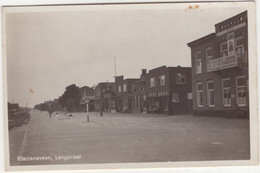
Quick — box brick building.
[187,11,248,118]
[132,69,148,113]
[103,83,117,113]
[146,66,192,115]
[79,86,95,112]
[94,82,115,112]
[115,76,138,112]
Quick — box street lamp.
[100,90,104,117]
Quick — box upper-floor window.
[123,84,127,92]
[220,42,228,57]
[176,73,186,84]
[206,47,213,72]
[118,85,122,93]
[236,36,244,55]
[206,47,213,60]
[150,77,156,87]
[195,51,202,74]
[227,32,235,55]
[158,75,165,86]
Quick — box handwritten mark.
[29,88,34,94]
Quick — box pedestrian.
[48,109,52,118]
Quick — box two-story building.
[146,66,192,115]
[187,11,248,118]
[115,76,139,112]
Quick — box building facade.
[94,82,115,112]
[187,11,248,118]
[115,76,139,112]
[132,69,148,113]
[146,66,192,115]
[79,86,95,112]
[103,83,117,113]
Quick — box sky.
[5,3,247,107]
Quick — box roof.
[187,33,215,48]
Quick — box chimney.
[115,75,124,83]
[141,69,147,76]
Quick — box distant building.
[79,86,95,112]
[115,76,139,112]
[146,66,192,115]
[103,83,117,113]
[94,82,115,112]
[8,102,19,111]
[132,69,148,113]
[187,11,248,118]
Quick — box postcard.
[1,1,258,172]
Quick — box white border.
[0,1,259,173]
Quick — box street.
[9,110,250,165]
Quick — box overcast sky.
[5,3,247,107]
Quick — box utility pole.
[114,56,117,78]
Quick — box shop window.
[236,76,247,106]
[207,81,215,107]
[196,82,203,107]
[222,78,231,107]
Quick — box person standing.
[48,109,52,118]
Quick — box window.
[222,78,231,107]
[206,47,213,72]
[206,47,213,60]
[176,73,186,84]
[118,85,121,93]
[172,93,179,102]
[123,84,127,92]
[196,82,203,107]
[207,81,215,107]
[220,42,228,57]
[150,77,156,87]
[159,75,166,86]
[227,32,235,55]
[195,52,202,74]
[236,36,244,56]
[236,76,247,106]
